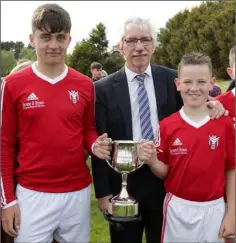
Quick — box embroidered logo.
[27,92,39,101]
[209,135,219,150]
[172,138,182,146]
[69,90,79,104]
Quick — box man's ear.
[226,67,234,80]
[117,42,125,56]
[174,78,180,91]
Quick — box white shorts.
[14,184,91,243]
[161,193,225,243]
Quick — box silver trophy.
[106,140,144,217]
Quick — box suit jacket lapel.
[151,65,167,121]
[112,68,133,139]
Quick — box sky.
[1,1,201,53]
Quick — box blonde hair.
[178,53,212,77]
[101,70,107,77]
[10,60,34,73]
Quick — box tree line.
[1,1,234,79]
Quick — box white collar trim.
[231,87,235,96]
[32,62,68,84]
[179,107,210,128]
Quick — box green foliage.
[19,47,37,61]
[103,47,124,74]
[1,41,24,60]
[68,23,109,77]
[153,1,235,79]
[67,39,94,76]
[88,22,109,59]
[68,23,124,77]
[1,50,17,76]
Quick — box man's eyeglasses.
[124,37,153,47]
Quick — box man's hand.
[93,133,112,160]
[206,100,229,119]
[98,194,113,213]
[2,204,21,237]
[219,213,235,239]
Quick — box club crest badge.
[209,135,219,150]
[68,90,79,104]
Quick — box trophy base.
[107,199,139,217]
[104,210,142,223]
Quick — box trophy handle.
[134,141,147,169]
[105,140,118,170]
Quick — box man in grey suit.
[91,17,226,243]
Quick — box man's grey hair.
[118,17,157,48]
[10,60,34,73]
[229,45,235,69]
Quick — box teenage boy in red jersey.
[138,53,235,242]
[216,45,235,122]
[1,3,111,243]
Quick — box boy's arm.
[225,170,235,216]
[147,157,169,179]
[219,118,235,239]
[83,82,98,154]
[225,118,235,216]
[1,79,18,208]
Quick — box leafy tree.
[19,47,37,61]
[1,50,17,76]
[103,46,124,74]
[1,41,25,59]
[67,39,93,76]
[153,1,235,79]
[68,23,109,77]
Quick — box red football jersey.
[215,88,235,120]
[157,108,235,202]
[1,64,98,207]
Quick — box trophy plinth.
[106,140,144,218]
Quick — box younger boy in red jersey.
[138,53,235,242]
[1,4,111,243]
[215,45,235,123]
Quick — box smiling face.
[30,28,71,66]
[175,64,215,109]
[119,24,155,73]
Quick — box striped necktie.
[136,74,154,141]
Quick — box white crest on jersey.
[69,90,79,104]
[209,135,219,150]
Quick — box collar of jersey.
[32,62,68,84]
[179,107,210,128]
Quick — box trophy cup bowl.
[105,140,144,219]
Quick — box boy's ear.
[29,34,35,48]
[174,78,180,91]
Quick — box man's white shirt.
[125,64,159,142]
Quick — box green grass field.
[88,79,231,242]
[216,79,231,93]
[89,160,110,243]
